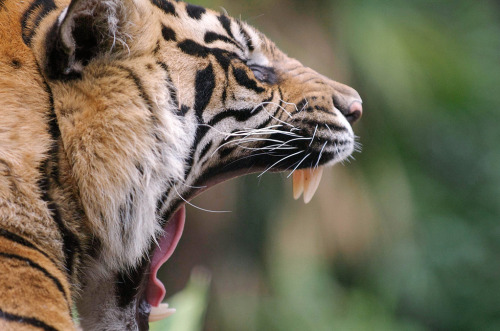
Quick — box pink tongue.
[146,206,185,307]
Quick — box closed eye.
[248,64,277,84]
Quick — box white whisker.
[251,102,296,128]
[309,124,318,147]
[180,182,207,189]
[173,186,231,214]
[315,141,328,169]
[287,152,311,178]
[210,137,287,157]
[258,151,303,178]
[325,124,333,135]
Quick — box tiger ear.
[45,0,138,79]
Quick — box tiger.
[0,0,362,329]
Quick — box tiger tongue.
[292,167,324,203]
[146,205,185,319]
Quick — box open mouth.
[146,205,185,322]
[142,166,326,324]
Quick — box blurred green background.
[153,0,500,330]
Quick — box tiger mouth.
[143,162,330,323]
[142,101,362,324]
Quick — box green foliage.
[150,269,211,331]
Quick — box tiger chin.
[0,0,362,330]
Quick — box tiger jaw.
[147,112,361,324]
[146,157,353,323]
[146,167,327,323]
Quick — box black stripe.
[0,0,6,10]
[218,146,234,159]
[209,106,261,126]
[186,4,206,20]
[113,65,168,166]
[257,93,283,130]
[233,68,265,93]
[115,65,155,113]
[293,98,308,114]
[158,197,183,229]
[204,31,242,51]
[154,40,161,55]
[151,0,177,16]
[212,49,234,72]
[0,253,69,306]
[179,105,190,116]
[177,40,236,73]
[161,25,177,42]
[199,141,213,161]
[185,62,267,179]
[184,125,209,180]
[0,229,58,267]
[178,39,209,58]
[21,0,57,46]
[0,308,59,331]
[208,92,274,127]
[118,191,136,237]
[46,86,61,143]
[38,81,81,275]
[194,64,216,114]
[238,23,254,52]
[40,187,80,275]
[115,256,149,308]
[156,61,180,110]
[218,15,235,39]
[157,187,172,212]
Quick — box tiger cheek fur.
[0,0,361,330]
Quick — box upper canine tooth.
[149,303,176,322]
[303,167,324,204]
[293,170,305,200]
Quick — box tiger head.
[30,0,362,328]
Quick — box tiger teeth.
[292,167,324,204]
[293,170,304,200]
[149,303,176,322]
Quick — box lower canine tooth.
[293,170,305,200]
[149,303,176,322]
[303,167,324,204]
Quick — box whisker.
[210,137,287,157]
[315,141,328,169]
[325,123,333,136]
[252,102,296,128]
[173,186,231,214]
[222,151,289,169]
[287,152,311,178]
[309,124,318,147]
[258,150,303,178]
[267,137,312,152]
[180,182,207,189]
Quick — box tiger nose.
[330,82,363,125]
[345,101,363,124]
